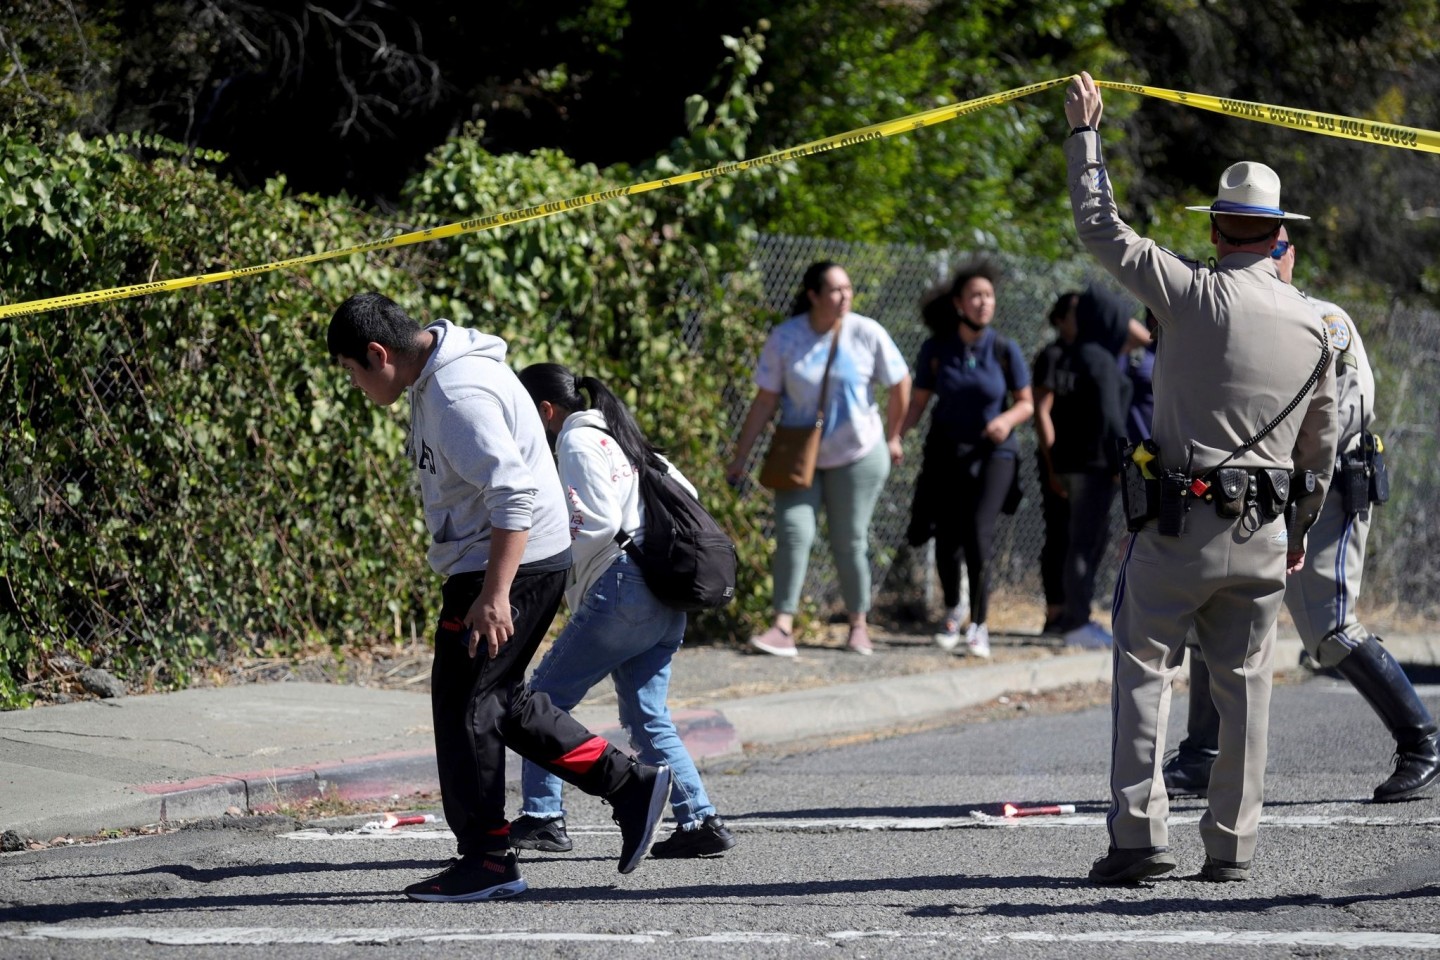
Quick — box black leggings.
[934,453,1016,624]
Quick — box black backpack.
[614,463,738,613]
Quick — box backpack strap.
[590,424,661,551]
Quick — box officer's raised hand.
[1065,71,1103,129]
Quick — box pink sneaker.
[750,625,797,657]
[847,623,873,656]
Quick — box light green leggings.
[772,439,891,614]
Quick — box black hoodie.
[1049,285,1134,473]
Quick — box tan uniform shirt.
[1065,131,1338,541]
[1284,296,1377,662]
[1307,295,1375,458]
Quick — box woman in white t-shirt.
[725,262,912,657]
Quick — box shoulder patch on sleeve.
[1157,245,1200,266]
[1323,313,1352,351]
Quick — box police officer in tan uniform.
[1165,227,1439,804]
[1064,72,1339,885]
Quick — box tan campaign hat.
[1185,161,1310,220]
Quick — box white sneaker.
[965,623,991,659]
[1063,622,1113,649]
[933,620,962,652]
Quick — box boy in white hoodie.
[328,293,670,902]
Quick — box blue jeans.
[520,554,715,827]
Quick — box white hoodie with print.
[555,408,697,612]
[407,320,570,575]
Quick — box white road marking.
[683,932,800,943]
[286,828,458,840]
[282,813,1440,842]
[416,932,659,943]
[13,926,1440,950]
[9,927,661,945]
[998,931,1440,949]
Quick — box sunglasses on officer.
[1270,240,1291,260]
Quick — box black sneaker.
[607,762,671,874]
[1088,845,1177,885]
[508,815,574,852]
[650,815,738,859]
[1199,856,1251,882]
[403,853,528,902]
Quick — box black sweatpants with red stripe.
[432,565,634,856]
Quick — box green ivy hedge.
[0,37,780,709]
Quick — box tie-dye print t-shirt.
[754,313,909,469]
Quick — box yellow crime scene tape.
[2,75,1436,320]
[1098,80,1440,153]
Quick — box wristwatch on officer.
[1069,124,1095,137]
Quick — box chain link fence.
[712,234,1440,634]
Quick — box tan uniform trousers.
[1286,488,1371,667]
[1111,504,1288,863]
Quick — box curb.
[718,650,1113,746]
[126,709,739,826]
[136,750,445,819]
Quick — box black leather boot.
[1333,635,1440,802]
[1162,652,1220,797]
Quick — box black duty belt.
[1193,467,1289,520]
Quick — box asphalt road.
[2,674,1438,959]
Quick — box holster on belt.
[1256,468,1290,521]
[1286,469,1316,531]
[1364,431,1390,506]
[1157,471,1190,537]
[1336,452,1368,514]
[1119,440,1159,532]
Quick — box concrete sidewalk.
[3,635,1437,844]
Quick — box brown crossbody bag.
[758,322,841,491]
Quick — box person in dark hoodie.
[328,292,671,902]
[1032,291,1082,635]
[1047,283,1135,648]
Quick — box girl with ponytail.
[512,362,737,860]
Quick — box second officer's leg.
[1286,492,1367,668]
[1287,497,1438,800]
[1163,643,1221,797]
